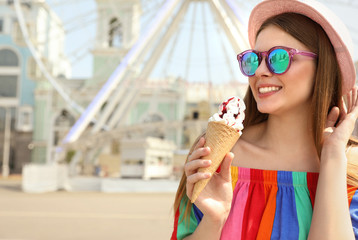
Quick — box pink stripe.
[221,167,250,240]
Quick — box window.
[143,113,163,123]
[55,109,75,127]
[0,19,3,33]
[12,20,26,45]
[27,57,42,80]
[0,76,17,97]
[0,49,20,106]
[142,113,165,138]
[193,111,199,119]
[108,17,122,48]
[0,49,19,66]
[0,108,16,131]
[16,106,33,132]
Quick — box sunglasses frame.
[237,46,318,77]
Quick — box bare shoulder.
[233,122,265,150]
[240,122,267,144]
[231,122,267,166]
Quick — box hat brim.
[248,0,356,94]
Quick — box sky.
[45,0,358,83]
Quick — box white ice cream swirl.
[209,96,246,134]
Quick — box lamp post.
[2,107,11,178]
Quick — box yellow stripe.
[231,166,238,191]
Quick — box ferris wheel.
[14,0,358,149]
[21,0,358,87]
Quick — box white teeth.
[258,86,281,94]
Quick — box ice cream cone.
[191,121,241,203]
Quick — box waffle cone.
[191,121,241,203]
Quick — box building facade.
[0,1,71,174]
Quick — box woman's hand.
[185,137,234,223]
[323,86,358,153]
[310,87,358,240]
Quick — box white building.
[120,137,176,179]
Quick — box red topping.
[219,97,240,119]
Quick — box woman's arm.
[182,137,234,240]
[308,147,354,239]
[309,87,358,240]
[183,215,228,240]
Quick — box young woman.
[171,0,358,239]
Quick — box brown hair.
[173,13,358,225]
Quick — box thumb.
[220,152,234,182]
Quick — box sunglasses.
[237,46,317,77]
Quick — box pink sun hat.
[248,0,356,95]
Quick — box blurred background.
[0,0,357,239]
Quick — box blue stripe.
[349,190,358,239]
[193,204,203,224]
[271,171,299,239]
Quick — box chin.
[256,103,278,114]
[257,108,273,115]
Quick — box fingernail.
[206,147,210,151]
[205,173,211,178]
[204,160,211,165]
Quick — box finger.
[187,137,205,160]
[352,87,358,116]
[346,87,358,119]
[352,86,357,105]
[347,90,352,112]
[352,86,358,108]
[184,159,211,176]
[188,146,211,162]
[219,152,234,182]
[187,172,211,184]
[325,106,339,128]
[339,97,347,124]
[194,137,205,150]
[186,172,211,198]
[342,97,348,113]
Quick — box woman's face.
[249,25,317,116]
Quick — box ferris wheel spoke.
[64,16,97,35]
[184,3,197,81]
[213,15,236,82]
[140,0,168,30]
[62,9,97,27]
[202,1,212,85]
[48,0,90,8]
[161,18,183,78]
[68,38,95,66]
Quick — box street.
[0,177,176,240]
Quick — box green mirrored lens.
[242,52,259,76]
[269,49,289,74]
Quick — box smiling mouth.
[258,86,282,94]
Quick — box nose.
[254,56,273,78]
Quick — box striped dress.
[171,166,358,240]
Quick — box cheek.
[301,64,316,94]
[288,62,316,93]
[248,79,260,102]
[249,78,257,96]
